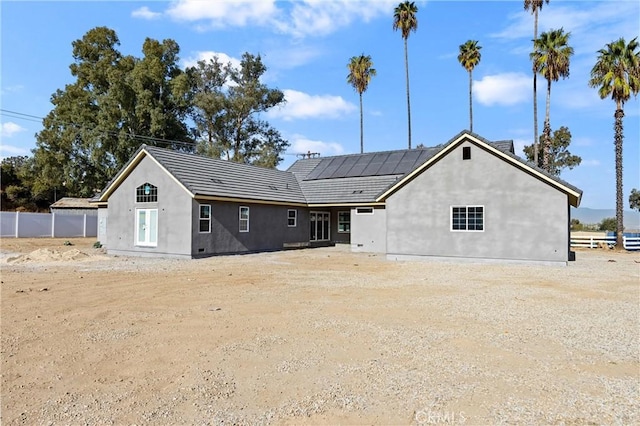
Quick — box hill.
[571,207,640,230]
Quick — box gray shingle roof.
[143,146,307,204]
[300,175,401,204]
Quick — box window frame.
[287,209,297,227]
[135,208,158,247]
[450,205,484,232]
[239,206,250,233]
[135,183,158,203]
[199,204,211,233]
[337,210,351,233]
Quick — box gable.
[376,132,582,207]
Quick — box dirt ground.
[1,238,638,425]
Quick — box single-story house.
[93,130,582,265]
[50,197,99,216]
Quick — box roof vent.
[352,190,364,194]
[268,185,278,190]
[211,178,223,184]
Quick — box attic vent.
[462,146,471,160]
[211,178,223,184]
[352,190,364,194]
[268,185,278,190]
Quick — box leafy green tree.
[457,40,482,133]
[347,54,377,154]
[630,188,640,212]
[32,27,193,198]
[589,37,640,249]
[393,1,418,149]
[598,217,617,232]
[531,28,574,173]
[524,0,550,166]
[188,53,288,168]
[523,126,581,175]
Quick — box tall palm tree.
[393,1,418,149]
[347,54,377,154]
[530,28,573,172]
[457,40,482,132]
[524,0,550,167]
[589,37,640,249]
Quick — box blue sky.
[1,0,639,209]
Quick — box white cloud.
[267,89,356,121]
[0,144,30,157]
[163,0,395,37]
[289,134,345,157]
[581,159,601,167]
[182,51,241,70]
[131,6,162,20]
[1,122,26,138]
[167,0,277,28]
[474,73,530,106]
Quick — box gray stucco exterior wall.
[106,156,193,258]
[351,206,387,253]
[191,200,310,256]
[386,142,570,264]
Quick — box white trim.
[239,206,250,233]
[135,208,158,247]
[355,207,374,215]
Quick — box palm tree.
[524,0,550,167]
[347,54,377,154]
[589,37,640,249]
[457,40,482,132]
[393,1,418,149]
[530,28,573,172]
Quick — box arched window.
[136,183,157,203]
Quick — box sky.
[1,0,639,210]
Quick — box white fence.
[570,235,640,251]
[0,211,97,238]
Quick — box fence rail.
[570,235,640,251]
[0,211,97,238]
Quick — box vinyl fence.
[0,211,97,238]
[570,234,640,251]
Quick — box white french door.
[310,211,330,242]
[136,208,158,246]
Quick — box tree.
[598,217,617,232]
[530,28,573,172]
[393,1,418,149]
[188,53,288,168]
[524,0,550,167]
[457,40,482,132]
[630,189,640,212]
[347,54,377,154]
[589,37,640,248]
[32,27,193,198]
[523,126,581,175]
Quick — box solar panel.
[333,155,359,177]
[377,151,405,175]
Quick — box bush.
[93,241,102,249]
[598,217,618,232]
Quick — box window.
[287,209,297,227]
[462,146,471,160]
[199,204,211,233]
[136,183,157,203]
[451,206,484,231]
[136,208,158,246]
[239,206,249,232]
[356,207,374,215]
[338,211,350,233]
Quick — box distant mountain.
[571,207,640,230]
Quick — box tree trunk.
[533,9,540,167]
[404,38,412,149]
[359,92,364,154]
[543,78,552,171]
[615,107,624,249]
[469,70,473,132]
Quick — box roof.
[98,145,307,205]
[97,131,581,208]
[50,197,98,209]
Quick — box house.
[94,131,582,265]
[50,197,98,216]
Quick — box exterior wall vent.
[462,146,471,160]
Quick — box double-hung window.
[239,206,250,232]
[451,206,484,231]
[287,209,297,227]
[199,204,211,233]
